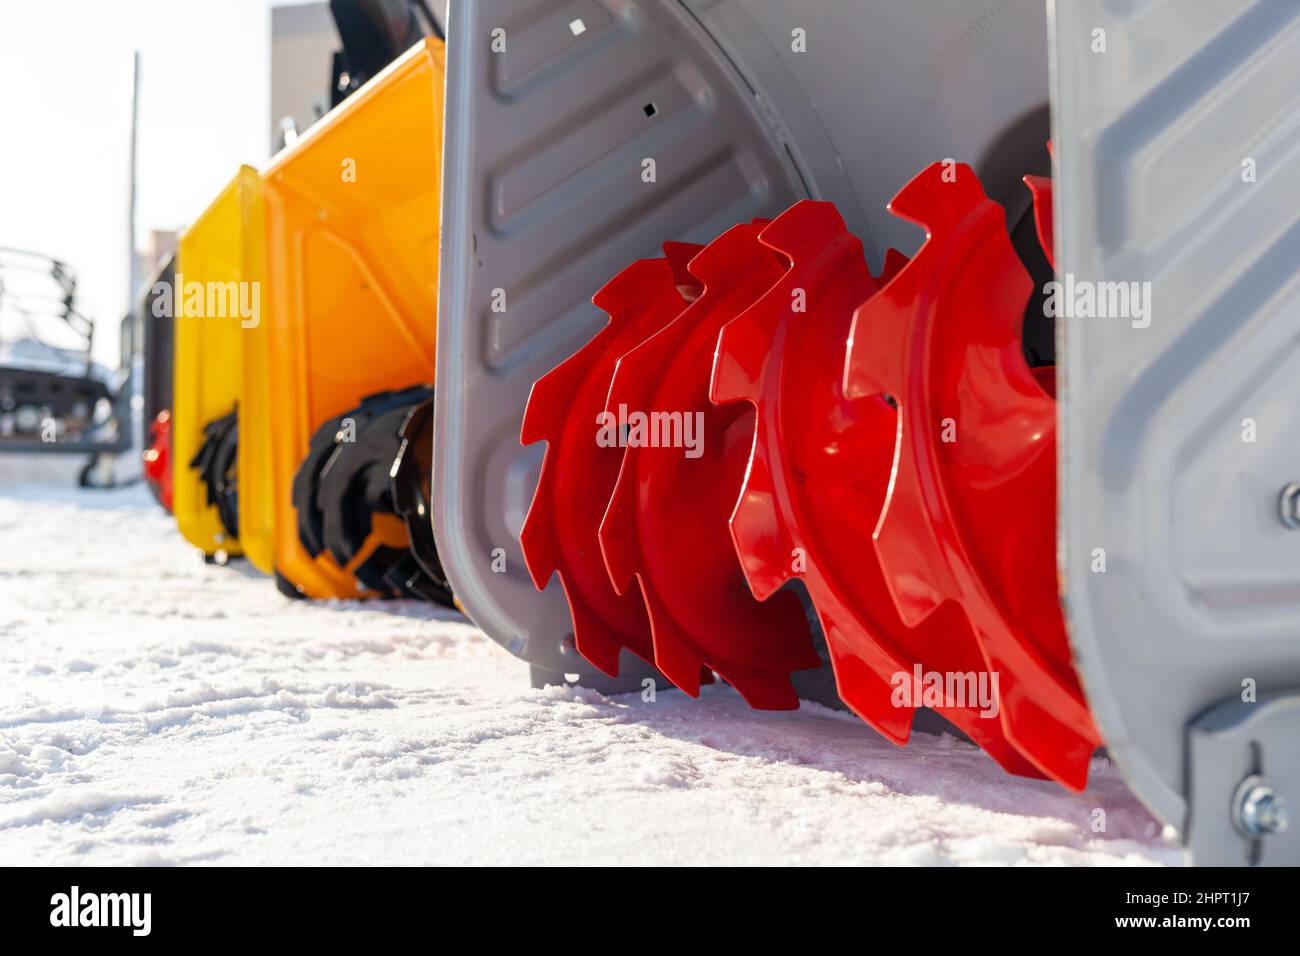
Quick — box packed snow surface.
[0,463,1182,865]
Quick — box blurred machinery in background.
[0,247,133,484]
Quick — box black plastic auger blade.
[318,394,429,569]
[292,410,351,559]
[380,550,454,605]
[293,384,458,604]
[292,386,421,560]
[211,418,239,541]
[390,396,455,607]
[190,409,239,540]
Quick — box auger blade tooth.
[710,306,771,407]
[389,398,456,608]
[638,596,706,699]
[841,162,1100,790]
[871,417,954,627]
[519,252,697,676]
[293,410,350,559]
[516,482,561,590]
[519,346,589,448]
[191,410,239,540]
[596,457,641,597]
[904,601,1043,779]
[1023,174,1056,270]
[707,201,987,764]
[716,653,802,711]
[293,386,444,600]
[711,199,1031,767]
[842,266,916,403]
[597,221,819,709]
[817,605,913,745]
[319,397,423,571]
[726,440,794,601]
[886,160,989,232]
[661,241,705,302]
[559,576,640,678]
[753,199,855,264]
[877,248,909,285]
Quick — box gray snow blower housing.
[1053,0,1300,866]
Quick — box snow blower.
[260,36,447,600]
[173,168,267,563]
[431,0,1300,865]
[432,0,1047,687]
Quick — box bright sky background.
[0,0,291,365]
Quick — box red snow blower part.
[520,244,702,676]
[1023,141,1058,271]
[709,201,1038,777]
[599,222,819,708]
[520,157,1097,790]
[844,161,1099,790]
[143,409,173,512]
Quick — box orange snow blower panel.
[173,167,266,560]
[260,37,444,599]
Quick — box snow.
[0,460,1184,865]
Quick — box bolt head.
[1234,776,1289,836]
[1279,482,1300,529]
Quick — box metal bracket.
[1186,692,1299,865]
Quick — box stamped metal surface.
[1187,694,1300,865]
[1052,0,1300,858]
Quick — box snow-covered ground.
[0,460,1183,865]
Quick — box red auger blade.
[843,162,1100,790]
[663,241,706,303]
[520,247,700,676]
[1023,174,1055,270]
[599,222,819,708]
[710,201,1038,775]
[1024,140,1057,270]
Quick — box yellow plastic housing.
[259,38,444,598]
[235,175,275,574]
[173,166,266,560]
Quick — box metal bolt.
[1233,775,1289,836]
[1279,482,1300,529]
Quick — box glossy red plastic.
[519,245,701,676]
[710,201,1038,774]
[843,162,1100,790]
[1023,174,1055,270]
[1024,141,1057,270]
[143,410,174,512]
[599,222,818,708]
